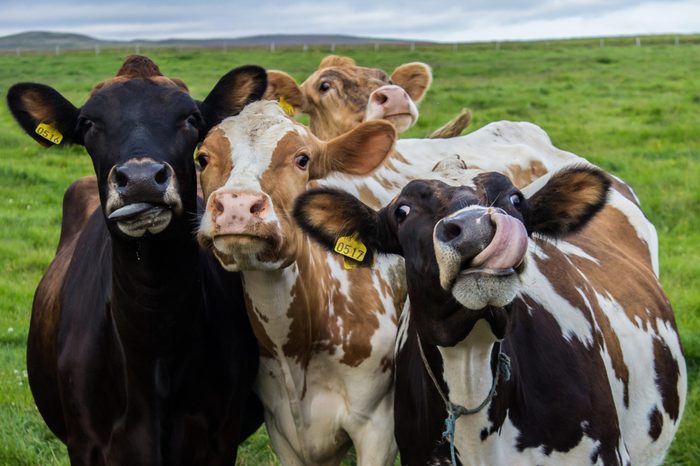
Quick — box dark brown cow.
[295,165,686,465]
[7,56,267,465]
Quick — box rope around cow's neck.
[416,333,511,466]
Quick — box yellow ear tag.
[334,234,367,263]
[35,123,63,145]
[278,96,295,117]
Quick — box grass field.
[0,38,698,465]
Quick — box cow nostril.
[250,199,266,216]
[154,165,168,185]
[373,92,388,105]
[213,198,224,214]
[114,169,128,188]
[439,221,462,243]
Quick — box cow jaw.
[433,208,528,310]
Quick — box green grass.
[0,38,698,464]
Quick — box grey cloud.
[0,0,696,41]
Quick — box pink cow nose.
[369,85,410,113]
[211,191,269,234]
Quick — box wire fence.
[1,34,699,57]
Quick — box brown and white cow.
[195,100,404,465]
[294,164,686,465]
[264,54,470,139]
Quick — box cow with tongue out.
[294,164,686,465]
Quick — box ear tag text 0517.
[35,123,63,145]
[278,96,295,117]
[335,233,368,269]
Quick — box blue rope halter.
[416,334,511,466]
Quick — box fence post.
[495,41,500,50]
[303,43,308,52]
[600,38,604,47]
[675,36,679,47]
[270,42,275,52]
[95,44,100,55]
[374,42,379,52]
[330,43,335,52]
[635,37,641,47]
[410,42,415,52]
[55,45,60,56]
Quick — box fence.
[2,34,699,57]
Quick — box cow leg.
[348,395,398,466]
[265,417,307,466]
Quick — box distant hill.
[0,31,418,50]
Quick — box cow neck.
[240,237,325,357]
[239,240,325,465]
[110,215,200,361]
[435,317,511,459]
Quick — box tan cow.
[264,55,471,140]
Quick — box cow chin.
[451,272,520,310]
[383,113,416,133]
[435,241,521,310]
[211,234,285,272]
[115,208,174,238]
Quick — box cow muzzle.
[105,158,182,238]
[365,85,418,132]
[203,189,282,271]
[433,207,528,309]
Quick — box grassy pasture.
[0,38,698,465]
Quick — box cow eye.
[395,205,410,223]
[186,114,199,127]
[295,153,310,170]
[509,193,522,208]
[196,153,209,170]
[319,81,331,93]
[79,118,94,133]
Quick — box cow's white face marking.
[199,101,310,271]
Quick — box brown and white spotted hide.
[197,100,402,466]
[293,165,686,466]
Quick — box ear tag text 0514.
[334,233,367,268]
[35,123,63,145]
[278,96,295,117]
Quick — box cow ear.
[314,120,396,179]
[524,166,611,236]
[293,188,399,266]
[7,83,81,147]
[391,62,432,103]
[264,70,306,113]
[318,55,356,69]
[199,65,267,134]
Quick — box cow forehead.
[305,66,390,89]
[83,79,194,118]
[213,101,308,187]
[90,76,187,97]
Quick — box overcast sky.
[1,0,698,42]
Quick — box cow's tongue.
[108,202,162,221]
[467,212,528,272]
